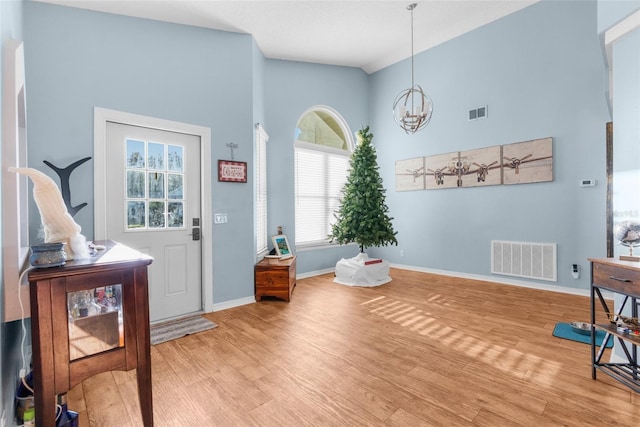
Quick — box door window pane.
[127,201,145,228]
[147,142,165,170]
[168,145,183,172]
[167,174,183,199]
[127,171,145,198]
[125,140,185,231]
[149,201,165,228]
[148,172,165,199]
[127,139,145,168]
[168,202,183,228]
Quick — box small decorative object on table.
[614,220,640,262]
[612,314,640,333]
[272,234,293,259]
[29,242,67,268]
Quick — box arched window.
[294,106,354,247]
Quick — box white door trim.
[94,107,214,314]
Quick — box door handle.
[190,228,200,241]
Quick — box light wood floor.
[68,269,640,426]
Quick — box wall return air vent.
[491,240,557,282]
[468,105,487,121]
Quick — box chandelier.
[393,3,433,134]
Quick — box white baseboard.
[296,262,592,297]
[213,263,594,313]
[212,296,256,312]
[297,267,334,280]
[389,263,591,297]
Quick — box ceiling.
[36,0,539,74]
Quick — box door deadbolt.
[191,228,200,241]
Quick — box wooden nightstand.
[255,256,296,302]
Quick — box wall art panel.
[395,137,553,192]
[424,151,460,189]
[502,137,553,185]
[395,157,426,191]
[457,145,502,188]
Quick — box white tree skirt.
[334,253,391,287]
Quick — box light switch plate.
[214,213,228,224]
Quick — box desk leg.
[590,283,596,379]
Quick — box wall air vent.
[491,240,557,282]
[468,105,488,121]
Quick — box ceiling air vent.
[468,105,488,121]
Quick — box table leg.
[31,281,57,427]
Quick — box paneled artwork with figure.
[395,137,553,191]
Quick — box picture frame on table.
[218,160,247,183]
[272,234,293,259]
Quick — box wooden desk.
[29,241,154,426]
[589,257,640,393]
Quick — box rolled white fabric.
[9,167,90,260]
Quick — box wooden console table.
[255,256,296,302]
[28,241,154,426]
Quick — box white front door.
[104,122,202,322]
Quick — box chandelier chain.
[410,3,415,90]
[392,2,433,134]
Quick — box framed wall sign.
[218,160,247,183]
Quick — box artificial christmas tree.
[330,125,397,252]
[330,126,397,286]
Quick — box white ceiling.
[36,0,538,74]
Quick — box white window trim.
[294,105,354,248]
[294,139,353,156]
[255,123,269,256]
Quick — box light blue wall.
[367,0,610,290]
[264,59,369,272]
[1,0,25,422]
[612,29,640,180]
[597,0,640,33]
[23,1,256,304]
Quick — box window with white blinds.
[255,124,269,255]
[294,107,353,247]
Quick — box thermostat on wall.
[579,179,596,187]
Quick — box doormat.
[552,322,613,348]
[150,315,217,345]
